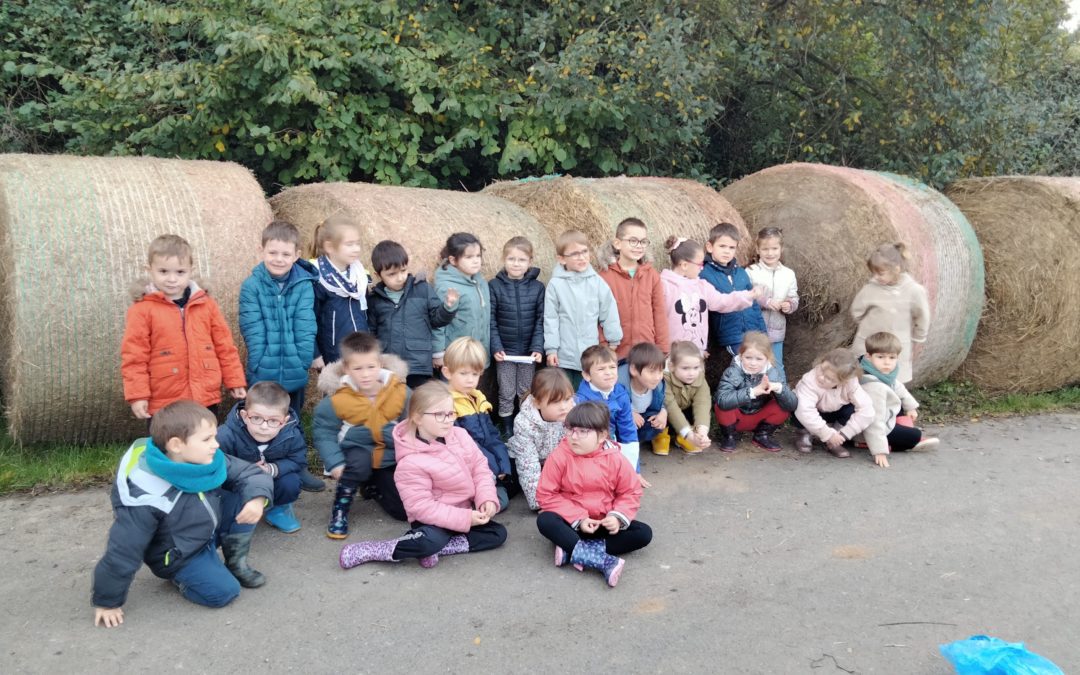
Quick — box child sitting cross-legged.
[91,401,273,627]
[536,401,653,588]
[617,342,670,456]
[713,331,797,453]
[508,368,576,511]
[576,344,646,487]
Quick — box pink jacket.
[794,366,875,443]
[660,269,753,353]
[392,423,499,533]
[537,438,641,525]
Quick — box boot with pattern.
[339,538,400,569]
[418,535,470,569]
[326,484,357,539]
[569,539,625,587]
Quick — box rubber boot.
[751,422,782,452]
[339,539,400,569]
[220,530,266,588]
[419,535,470,569]
[569,539,626,587]
[718,424,739,453]
[675,434,704,455]
[794,428,813,453]
[554,545,585,571]
[326,484,357,540]
[264,502,301,533]
[650,430,671,456]
[298,466,326,492]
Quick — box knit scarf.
[860,356,897,388]
[331,374,407,468]
[317,255,368,308]
[143,439,227,494]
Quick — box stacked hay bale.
[0,154,269,444]
[946,177,1080,393]
[721,163,984,387]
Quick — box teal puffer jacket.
[239,259,319,392]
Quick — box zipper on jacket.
[331,310,337,347]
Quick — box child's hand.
[825,432,845,451]
[444,288,460,308]
[546,353,559,367]
[94,606,124,628]
[470,510,490,526]
[531,352,543,363]
[908,409,919,422]
[329,465,344,481]
[638,474,652,489]
[752,374,771,397]
[432,356,444,370]
[130,400,150,419]
[780,300,792,314]
[766,299,782,311]
[493,351,506,362]
[649,408,668,429]
[752,285,770,302]
[229,387,247,400]
[255,460,273,475]
[874,454,890,468]
[235,498,265,525]
[599,515,621,534]
[632,412,645,429]
[311,356,325,370]
[768,382,783,394]
[693,426,711,448]
[579,518,601,534]
[479,501,498,519]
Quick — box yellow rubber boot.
[651,430,671,456]
[675,434,704,455]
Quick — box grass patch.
[912,381,1080,423]
[0,434,125,496]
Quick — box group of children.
[94,215,939,626]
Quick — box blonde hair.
[739,331,775,365]
[502,236,534,259]
[668,341,703,368]
[147,234,193,266]
[407,381,454,428]
[311,214,362,258]
[867,242,909,273]
[814,348,862,380]
[555,230,590,256]
[443,336,487,372]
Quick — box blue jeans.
[172,543,241,608]
[771,342,786,380]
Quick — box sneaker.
[299,468,326,492]
[910,437,940,452]
[264,503,301,533]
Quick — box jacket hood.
[870,272,916,290]
[704,253,739,273]
[128,278,206,304]
[435,264,481,288]
[391,421,470,461]
[550,263,599,282]
[659,268,702,291]
[317,353,409,395]
[495,267,541,283]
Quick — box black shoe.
[751,422,782,452]
[299,467,326,492]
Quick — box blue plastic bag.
[940,635,1063,675]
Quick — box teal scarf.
[143,439,228,494]
[860,356,897,389]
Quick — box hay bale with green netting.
[721,163,984,387]
[484,176,750,268]
[946,177,1080,393]
[0,154,270,444]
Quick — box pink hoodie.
[660,268,753,353]
[392,423,499,533]
[794,366,875,443]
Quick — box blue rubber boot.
[569,539,625,587]
[264,503,301,533]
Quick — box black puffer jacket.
[715,358,798,415]
[488,267,545,357]
[367,274,456,377]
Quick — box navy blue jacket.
[314,279,369,364]
[489,267,545,357]
[452,390,512,476]
[367,275,456,377]
[700,255,767,349]
[215,400,308,478]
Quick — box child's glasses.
[619,237,650,248]
[242,412,291,429]
[562,249,590,259]
[564,427,596,438]
[423,411,458,423]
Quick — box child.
[91,401,273,627]
[575,345,642,484]
[367,239,459,389]
[311,215,370,367]
[700,223,767,359]
[508,368,575,511]
[536,401,652,588]
[216,381,308,533]
[544,229,623,388]
[432,232,490,371]
[338,381,506,569]
[443,337,513,509]
[489,236,545,430]
[857,331,940,467]
[314,332,410,538]
[660,236,758,356]
[617,342,670,456]
[793,348,875,457]
[598,217,669,361]
[121,234,246,420]
[663,341,713,454]
[850,242,930,384]
[746,227,799,373]
[714,331,797,453]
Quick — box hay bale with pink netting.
[720,163,984,387]
[946,177,1080,393]
[0,154,269,444]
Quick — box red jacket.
[536,437,642,524]
[120,282,246,414]
[598,261,670,358]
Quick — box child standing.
[121,234,246,420]
[544,230,623,388]
[714,331,797,453]
[598,217,669,361]
[857,332,940,467]
[310,215,370,367]
[617,342,670,456]
[432,232,490,371]
[315,332,410,538]
[489,236,545,431]
[700,223,767,359]
[663,341,713,454]
[443,337,513,509]
[508,368,576,511]
[660,236,758,356]
[850,242,930,384]
[338,381,506,569]
[793,348,875,457]
[367,240,459,388]
[746,227,799,373]
[536,401,652,588]
[92,401,273,626]
[216,381,308,533]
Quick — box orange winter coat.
[120,282,246,414]
[598,261,670,359]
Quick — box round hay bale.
[484,176,751,268]
[720,163,984,387]
[0,154,270,444]
[946,177,1080,393]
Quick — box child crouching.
[536,401,652,588]
[617,342,670,456]
[714,331,797,452]
[508,368,576,511]
[793,349,875,457]
[339,381,507,569]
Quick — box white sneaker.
[911,437,940,452]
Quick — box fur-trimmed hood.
[317,353,410,395]
[128,278,207,304]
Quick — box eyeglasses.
[562,249,590,260]
[619,237,650,248]
[423,411,458,423]
[242,412,291,429]
[564,427,597,438]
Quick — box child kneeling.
[714,331,797,452]
[536,401,652,588]
[92,401,273,627]
[339,381,506,568]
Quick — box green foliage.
[0,431,123,494]
[912,381,1080,424]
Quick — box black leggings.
[886,422,922,450]
[792,403,854,429]
[391,521,507,560]
[536,511,652,555]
